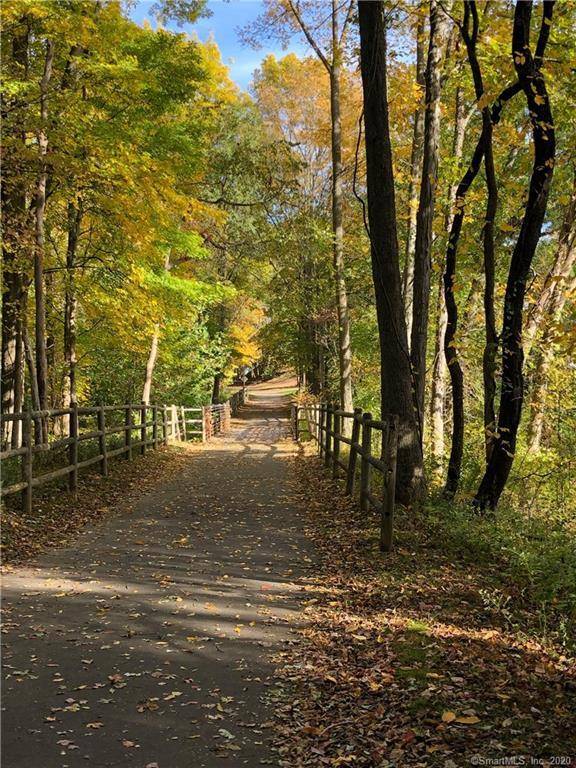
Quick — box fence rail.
[1,388,246,514]
[292,402,398,552]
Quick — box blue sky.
[129,0,306,90]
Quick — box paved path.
[2,377,314,768]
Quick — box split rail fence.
[1,388,246,514]
[292,403,398,552]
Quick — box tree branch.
[287,0,331,72]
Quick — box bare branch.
[286,0,331,71]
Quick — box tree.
[475,0,556,509]
[244,0,356,419]
[358,0,424,505]
[402,10,426,340]
[410,0,452,437]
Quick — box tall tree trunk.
[430,86,466,472]
[23,319,42,444]
[481,120,499,461]
[459,1,502,463]
[62,201,82,425]
[442,2,525,497]
[286,0,355,419]
[358,0,424,505]
[329,3,353,421]
[410,0,451,435]
[142,252,171,405]
[475,0,556,510]
[33,39,54,425]
[528,274,576,452]
[402,12,426,340]
[142,326,160,405]
[10,295,26,448]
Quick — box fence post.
[69,402,79,492]
[346,407,363,495]
[22,411,33,514]
[324,403,333,467]
[332,408,341,478]
[180,405,187,442]
[152,405,159,449]
[98,406,108,477]
[162,405,168,446]
[360,412,372,512]
[319,404,326,457]
[293,405,299,441]
[202,405,210,442]
[380,415,398,552]
[125,405,133,460]
[170,405,178,441]
[140,403,147,454]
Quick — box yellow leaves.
[455,714,481,725]
[441,711,481,725]
[137,698,159,712]
[228,300,266,367]
[163,691,183,701]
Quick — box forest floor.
[275,448,576,767]
[1,376,317,768]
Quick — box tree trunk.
[62,201,82,424]
[402,12,426,340]
[142,326,160,405]
[358,0,424,504]
[430,85,466,472]
[212,372,223,404]
[475,1,556,510]
[142,251,171,405]
[481,117,499,462]
[442,2,525,497]
[459,1,502,464]
[329,5,353,422]
[23,318,43,444]
[410,0,451,435]
[33,39,54,426]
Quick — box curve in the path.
[1,376,313,768]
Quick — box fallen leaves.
[271,452,576,767]
[1,448,192,564]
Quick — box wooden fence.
[292,403,398,552]
[1,388,246,514]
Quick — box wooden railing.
[1,387,247,514]
[292,403,398,552]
